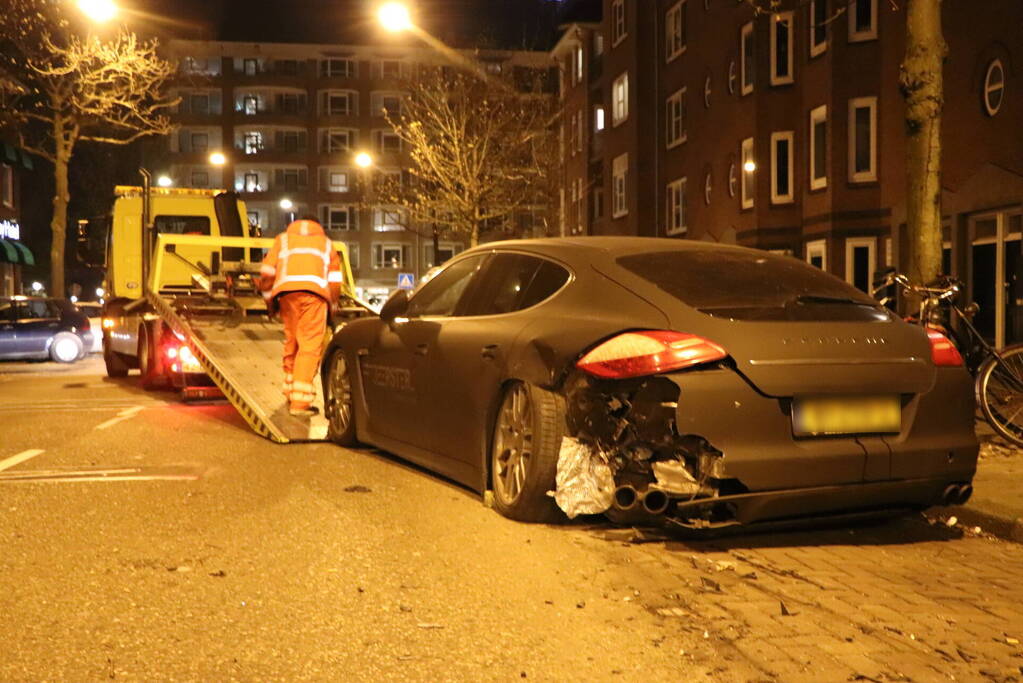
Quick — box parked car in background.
[321,237,978,529]
[0,296,92,363]
[74,301,104,352]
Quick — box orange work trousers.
[278,291,328,410]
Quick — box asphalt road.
[1,356,1022,682]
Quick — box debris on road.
[343,485,372,493]
[946,516,958,527]
[417,623,444,630]
[208,570,226,578]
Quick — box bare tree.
[0,0,176,296]
[376,66,557,250]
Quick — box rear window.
[616,249,890,322]
[155,215,211,235]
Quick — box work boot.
[289,404,319,417]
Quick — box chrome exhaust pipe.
[641,489,670,515]
[956,484,973,505]
[613,485,639,511]
[942,484,960,506]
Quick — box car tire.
[49,332,83,363]
[325,348,358,446]
[490,381,566,523]
[103,343,130,378]
[138,324,161,390]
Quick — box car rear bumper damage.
[558,365,978,528]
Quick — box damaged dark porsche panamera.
[322,237,978,529]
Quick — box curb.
[933,503,1023,543]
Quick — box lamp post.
[280,198,295,225]
[77,0,118,23]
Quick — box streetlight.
[31,281,43,293]
[743,160,757,173]
[156,175,173,187]
[354,152,374,169]
[78,0,118,22]
[378,2,413,32]
[208,152,227,166]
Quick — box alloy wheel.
[327,352,353,435]
[493,384,534,506]
[52,337,80,362]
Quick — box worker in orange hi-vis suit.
[257,218,343,417]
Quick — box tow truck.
[77,183,365,442]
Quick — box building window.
[666,1,686,62]
[320,169,350,192]
[574,43,584,84]
[321,128,354,153]
[322,90,357,116]
[770,11,793,86]
[191,171,210,188]
[612,72,629,126]
[666,88,687,148]
[611,0,626,47]
[243,131,263,155]
[612,153,628,218]
[277,93,305,115]
[279,130,304,153]
[984,59,1005,117]
[594,105,605,132]
[666,177,687,236]
[190,132,209,153]
[741,22,754,95]
[372,92,403,117]
[848,96,877,183]
[242,94,259,115]
[704,172,712,205]
[243,172,260,192]
[345,242,360,270]
[372,243,408,269]
[845,237,875,292]
[373,207,404,231]
[277,168,306,192]
[849,0,877,42]
[1,165,13,208]
[728,60,737,95]
[321,58,356,78]
[809,105,828,190]
[592,186,604,222]
[728,163,737,198]
[190,93,210,115]
[376,131,401,154]
[806,239,827,270]
[243,58,258,76]
[320,205,356,231]
[593,31,605,56]
[379,60,403,79]
[741,137,754,209]
[810,0,828,57]
[770,131,794,204]
[575,109,584,153]
[247,210,261,230]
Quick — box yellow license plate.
[792,395,901,437]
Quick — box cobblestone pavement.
[590,517,1023,682]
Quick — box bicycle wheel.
[977,343,1023,447]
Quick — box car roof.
[466,236,761,260]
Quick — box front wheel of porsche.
[325,349,358,446]
[490,382,566,523]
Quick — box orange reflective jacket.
[258,220,343,303]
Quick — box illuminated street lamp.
[78,0,118,23]
[156,175,173,187]
[743,159,757,173]
[354,152,374,169]
[208,152,227,166]
[378,2,412,32]
[31,281,43,293]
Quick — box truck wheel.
[49,332,83,363]
[103,343,129,378]
[138,324,161,390]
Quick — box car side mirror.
[379,289,410,322]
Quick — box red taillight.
[576,330,728,379]
[926,328,963,367]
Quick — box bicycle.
[872,268,1023,447]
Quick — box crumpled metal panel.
[550,437,615,518]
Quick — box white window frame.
[666,0,686,62]
[372,243,406,269]
[376,130,402,155]
[574,44,584,84]
[809,105,828,190]
[321,128,354,153]
[806,239,827,270]
[741,137,755,209]
[770,131,794,205]
[984,59,1005,117]
[666,87,687,149]
[612,72,629,126]
[848,96,878,183]
[845,237,876,291]
[612,153,628,219]
[740,22,754,96]
[770,11,794,86]
[321,90,357,117]
[191,171,210,188]
[373,206,405,232]
[611,0,627,47]
[322,58,356,78]
[666,177,687,236]
[810,0,828,57]
[848,0,878,43]
[320,204,356,231]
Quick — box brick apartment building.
[160,39,553,301]
[554,0,1023,347]
[0,141,36,296]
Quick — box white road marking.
[0,474,198,483]
[95,405,145,431]
[0,449,44,473]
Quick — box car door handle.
[415,343,429,356]
[481,344,499,360]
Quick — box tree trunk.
[50,119,71,298]
[431,225,441,266]
[901,0,946,290]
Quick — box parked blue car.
[0,296,93,363]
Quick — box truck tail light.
[102,318,115,329]
[576,330,728,379]
[926,328,963,367]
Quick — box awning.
[0,238,34,266]
[2,143,35,171]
